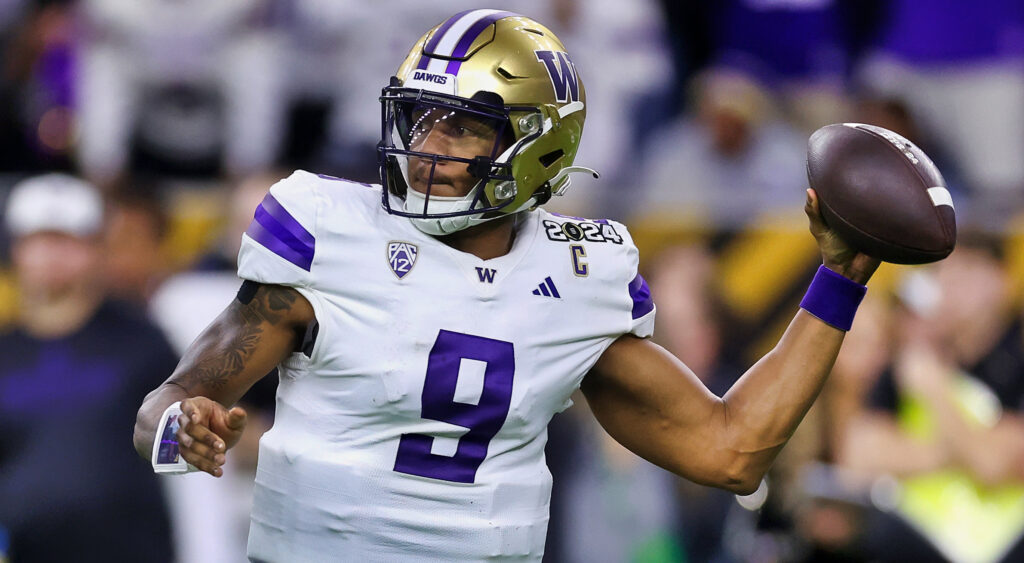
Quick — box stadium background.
[1,0,1024,562]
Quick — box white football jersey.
[237,170,655,562]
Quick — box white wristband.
[151,401,199,474]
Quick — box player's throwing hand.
[805,188,880,285]
[176,397,247,477]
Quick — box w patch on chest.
[475,267,497,283]
[388,241,418,279]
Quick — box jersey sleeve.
[237,170,322,288]
[618,220,656,338]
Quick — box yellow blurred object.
[1004,213,1024,307]
[896,375,1024,563]
[628,210,712,262]
[0,270,19,329]
[161,187,229,269]
[715,211,817,320]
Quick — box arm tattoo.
[174,285,300,392]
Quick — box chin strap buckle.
[467,156,494,180]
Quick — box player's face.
[405,106,505,198]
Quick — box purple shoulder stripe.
[629,274,654,320]
[245,193,315,271]
[258,193,315,248]
[445,11,518,75]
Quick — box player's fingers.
[180,433,224,464]
[180,396,213,426]
[184,415,227,453]
[226,406,248,431]
[180,446,225,477]
[804,189,827,234]
[176,423,226,477]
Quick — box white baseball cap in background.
[4,174,104,238]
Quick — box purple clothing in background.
[875,0,1024,64]
[712,0,849,83]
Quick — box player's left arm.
[582,190,880,494]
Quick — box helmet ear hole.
[539,149,564,168]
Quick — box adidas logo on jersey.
[532,277,561,298]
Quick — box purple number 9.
[393,330,515,483]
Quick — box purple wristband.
[800,265,867,331]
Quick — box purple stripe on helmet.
[629,274,654,320]
[445,11,518,75]
[245,218,314,271]
[417,9,475,70]
[258,193,315,248]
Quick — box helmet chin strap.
[404,188,489,235]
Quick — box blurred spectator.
[545,404,684,563]
[841,235,1024,562]
[0,173,176,561]
[645,243,742,562]
[633,67,806,228]
[857,0,1024,204]
[77,0,286,184]
[544,0,674,218]
[103,187,169,304]
[657,0,885,131]
[547,243,747,563]
[705,0,858,131]
[0,0,77,172]
[781,294,893,562]
[149,171,280,563]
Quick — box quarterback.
[135,10,879,562]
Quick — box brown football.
[806,123,956,264]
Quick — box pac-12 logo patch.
[535,50,580,103]
[387,241,418,279]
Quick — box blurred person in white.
[0,0,78,170]
[77,0,286,184]
[0,173,176,561]
[841,234,1024,563]
[633,67,806,228]
[857,0,1024,205]
[149,172,278,563]
[103,189,170,304]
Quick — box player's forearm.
[718,310,845,485]
[133,283,311,461]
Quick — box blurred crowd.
[1,0,1023,562]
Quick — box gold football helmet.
[379,9,598,235]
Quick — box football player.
[134,10,879,561]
